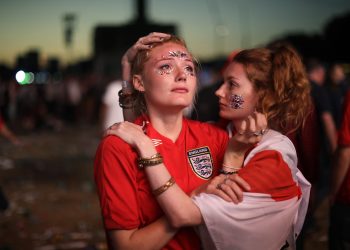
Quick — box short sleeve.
[94,136,140,229]
[238,150,301,201]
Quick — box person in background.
[307,59,337,152]
[0,113,22,146]
[306,59,337,207]
[325,63,350,129]
[100,80,124,130]
[329,90,350,250]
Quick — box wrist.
[135,138,157,158]
[228,139,251,155]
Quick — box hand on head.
[121,32,171,70]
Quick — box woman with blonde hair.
[94,33,256,250]
[96,33,311,249]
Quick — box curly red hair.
[233,43,312,134]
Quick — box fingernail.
[148,45,152,48]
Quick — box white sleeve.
[193,193,300,250]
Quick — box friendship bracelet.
[138,153,163,169]
[153,177,176,197]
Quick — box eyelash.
[184,66,195,76]
[228,80,238,88]
[157,64,195,76]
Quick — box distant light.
[16,70,25,83]
[36,72,48,84]
[15,70,34,85]
[28,72,35,83]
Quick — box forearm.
[121,59,137,122]
[322,112,337,152]
[137,140,202,227]
[121,57,131,81]
[0,125,19,145]
[222,139,246,172]
[330,147,350,199]
[108,216,177,250]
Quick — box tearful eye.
[160,65,171,70]
[184,66,195,76]
[157,64,174,75]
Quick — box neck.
[231,119,245,133]
[148,109,184,142]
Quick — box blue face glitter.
[229,94,244,109]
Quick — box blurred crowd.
[1,52,350,249]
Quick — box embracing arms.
[105,114,266,228]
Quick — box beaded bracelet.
[153,177,176,197]
[138,153,163,169]
[219,169,238,175]
[118,89,134,109]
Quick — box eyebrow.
[155,56,194,63]
[226,76,238,80]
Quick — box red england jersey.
[94,116,228,249]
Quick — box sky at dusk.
[1,0,350,67]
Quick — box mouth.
[171,87,189,93]
[219,102,227,108]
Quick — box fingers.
[237,119,247,135]
[136,33,171,49]
[123,33,171,65]
[205,176,232,202]
[207,175,250,204]
[103,121,143,137]
[210,182,234,202]
[252,112,268,135]
[228,174,251,192]
[219,178,242,204]
[246,115,257,136]
[236,112,268,138]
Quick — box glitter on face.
[229,94,244,109]
[168,50,188,59]
[156,65,174,75]
[155,50,195,76]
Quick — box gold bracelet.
[222,163,241,171]
[153,177,176,197]
[138,153,163,169]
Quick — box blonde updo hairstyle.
[130,35,197,116]
[232,43,312,134]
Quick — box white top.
[102,80,124,129]
[193,129,311,250]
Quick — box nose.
[215,83,225,98]
[175,67,187,82]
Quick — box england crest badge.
[187,146,213,179]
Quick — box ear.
[133,75,145,92]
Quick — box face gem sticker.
[156,50,195,76]
[229,94,244,109]
[168,50,189,59]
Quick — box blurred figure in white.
[100,80,124,130]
